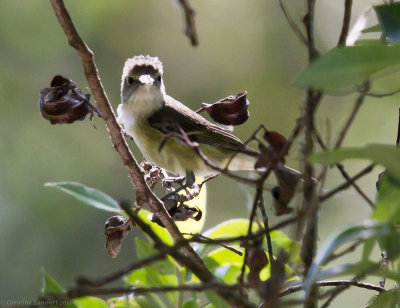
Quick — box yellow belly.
[130,119,225,176]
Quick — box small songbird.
[117,55,267,177]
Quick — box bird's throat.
[118,85,164,129]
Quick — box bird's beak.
[139,74,154,86]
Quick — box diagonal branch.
[278,0,309,46]
[334,82,369,148]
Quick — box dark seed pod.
[39,75,101,124]
[104,215,131,258]
[197,91,250,126]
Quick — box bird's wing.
[148,95,259,157]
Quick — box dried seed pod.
[263,130,288,156]
[104,215,131,258]
[39,75,101,124]
[247,247,269,287]
[197,91,249,126]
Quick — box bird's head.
[121,55,165,106]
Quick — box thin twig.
[315,131,375,207]
[177,0,198,46]
[279,280,386,297]
[278,0,309,46]
[334,82,369,148]
[319,164,375,202]
[192,234,243,256]
[337,0,353,46]
[323,240,362,265]
[53,282,244,299]
[258,196,274,262]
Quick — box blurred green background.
[0,0,399,306]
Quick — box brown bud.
[39,75,101,124]
[197,91,249,126]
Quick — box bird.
[117,55,264,179]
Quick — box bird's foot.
[161,171,195,201]
[151,194,202,227]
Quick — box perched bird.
[117,55,262,177]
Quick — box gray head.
[121,55,165,104]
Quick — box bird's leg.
[162,174,186,190]
[161,170,195,201]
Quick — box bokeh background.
[0,1,398,306]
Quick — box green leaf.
[203,218,258,239]
[41,269,77,308]
[45,182,120,212]
[375,3,400,42]
[125,268,148,286]
[205,291,231,308]
[369,290,400,308]
[270,230,298,259]
[41,268,65,294]
[309,144,400,182]
[73,297,108,308]
[362,24,381,33]
[197,219,258,256]
[374,174,400,223]
[204,248,244,283]
[362,238,376,260]
[137,209,173,246]
[183,299,199,308]
[134,238,178,305]
[297,44,400,94]
[304,221,389,296]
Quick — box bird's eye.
[126,77,135,85]
[156,75,162,82]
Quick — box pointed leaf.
[73,297,108,308]
[309,144,400,182]
[297,44,400,94]
[45,182,120,212]
[304,221,389,296]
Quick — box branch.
[177,0,198,46]
[334,82,369,148]
[315,132,374,207]
[301,2,321,307]
[278,0,309,46]
[319,164,375,202]
[65,282,244,298]
[279,280,386,297]
[337,0,353,46]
